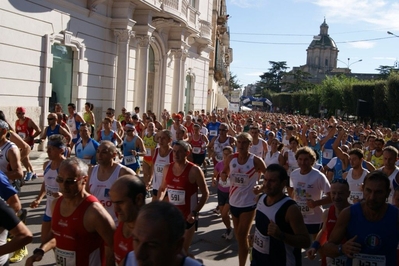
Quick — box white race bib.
[349,191,363,204]
[81,158,91,165]
[55,248,76,266]
[124,155,136,165]
[352,253,385,266]
[192,147,201,154]
[326,256,347,266]
[297,199,314,215]
[253,228,270,254]
[210,130,217,136]
[18,132,26,139]
[168,189,185,205]
[218,178,230,188]
[231,173,249,187]
[145,149,151,156]
[215,153,223,162]
[155,164,164,174]
[45,185,59,198]
[323,149,333,159]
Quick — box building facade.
[0,0,232,130]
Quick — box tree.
[259,61,289,93]
[284,69,314,92]
[376,65,394,79]
[229,72,242,90]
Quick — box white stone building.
[0,0,232,129]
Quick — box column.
[114,29,134,111]
[134,35,153,112]
[170,48,188,112]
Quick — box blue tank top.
[46,124,60,137]
[122,136,140,170]
[333,158,351,180]
[346,203,398,266]
[308,141,322,164]
[100,130,117,145]
[322,137,336,165]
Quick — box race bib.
[168,189,185,205]
[232,173,249,187]
[218,178,230,188]
[45,185,59,198]
[323,149,333,159]
[215,153,223,162]
[81,158,91,165]
[326,256,347,266]
[253,228,270,254]
[349,191,363,204]
[124,155,136,165]
[155,164,164,174]
[192,147,201,154]
[18,132,26,139]
[55,248,76,266]
[352,253,385,266]
[297,200,314,215]
[145,149,151,156]
[210,130,217,136]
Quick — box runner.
[122,124,146,173]
[343,148,369,204]
[75,123,99,165]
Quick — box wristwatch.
[33,248,45,257]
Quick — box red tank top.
[321,205,345,266]
[113,222,133,265]
[15,117,34,145]
[52,195,103,266]
[165,162,198,218]
[190,134,205,154]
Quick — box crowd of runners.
[1,103,399,265]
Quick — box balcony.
[217,15,227,25]
[198,20,212,44]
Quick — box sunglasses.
[331,178,348,184]
[47,118,55,120]
[106,112,113,115]
[55,176,79,185]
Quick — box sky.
[226,0,399,87]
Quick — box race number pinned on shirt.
[323,149,333,159]
[81,158,91,165]
[192,147,201,154]
[45,185,59,198]
[145,149,151,156]
[55,248,76,266]
[210,130,217,136]
[231,173,249,187]
[18,132,26,139]
[349,191,363,204]
[297,199,314,215]
[253,228,270,254]
[155,164,164,174]
[352,253,385,266]
[124,155,136,165]
[168,189,185,205]
[326,256,347,266]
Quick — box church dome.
[308,18,337,49]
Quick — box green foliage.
[259,61,289,93]
[387,72,399,122]
[229,72,242,90]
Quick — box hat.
[173,114,182,120]
[0,120,9,130]
[16,107,26,113]
[125,124,135,130]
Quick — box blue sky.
[227,0,399,86]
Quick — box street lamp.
[337,58,363,68]
[387,31,399,38]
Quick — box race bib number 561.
[55,248,76,266]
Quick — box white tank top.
[67,116,77,139]
[282,134,290,152]
[213,137,231,162]
[229,153,258,208]
[346,168,368,204]
[250,139,266,158]
[264,151,281,166]
[286,150,299,175]
[43,161,59,218]
[381,166,399,204]
[89,164,122,224]
[0,141,17,173]
[153,148,173,190]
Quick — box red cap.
[16,107,26,114]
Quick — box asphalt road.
[11,151,321,266]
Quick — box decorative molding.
[87,0,106,12]
[114,29,135,42]
[136,35,155,47]
[152,17,181,27]
[171,48,188,60]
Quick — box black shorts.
[186,220,198,231]
[217,189,230,206]
[306,223,322,234]
[230,205,256,218]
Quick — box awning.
[217,94,229,109]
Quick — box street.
[12,151,321,266]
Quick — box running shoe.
[32,173,37,180]
[9,246,28,263]
[213,207,220,215]
[225,229,234,240]
[24,172,32,181]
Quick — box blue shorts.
[230,205,256,218]
[43,213,51,222]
